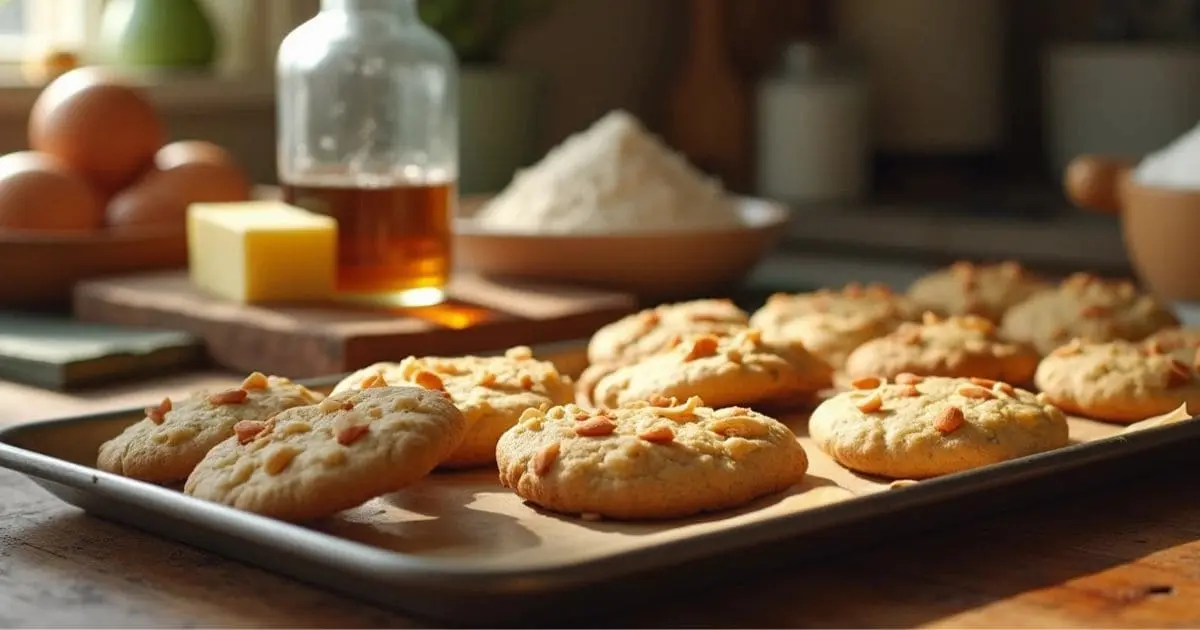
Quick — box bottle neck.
[684,0,730,68]
[321,0,418,20]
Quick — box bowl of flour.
[1065,122,1200,300]
[455,110,788,297]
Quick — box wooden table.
[2,374,1200,628]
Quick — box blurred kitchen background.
[4,0,1197,278]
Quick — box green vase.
[100,0,218,69]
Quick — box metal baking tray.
[2,337,1199,626]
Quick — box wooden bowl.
[454,197,790,299]
[0,227,186,309]
[1066,154,1200,301]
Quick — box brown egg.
[29,66,165,193]
[0,151,103,233]
[106,140,252,229]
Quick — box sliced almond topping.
[532,441,560,475]
[850,376,882,390]
[575,416,616,437]
[922,311,942,325]
[894,373,925,385]
[359,373,388,389]
[638,425,675,443]
[411,370,444,392]
[505,345,534,361]
[684,335,721,361]
[641,311,661,326]
[145,398,172,424]
[726,349,743,364]
[478,371,498,387]
[519,374,535,391]
[969,377,998,388]
[856,393,884,413]
[898,385,921,397]
[281,421,312,435]
[960,315,996,335]
[336,423,370,446]
[934,406,965,434]
[665,333,683,350]
[993,381,1015,396]
[318,396,343,414]
[709,416,767,439]
[340,399,356,410]
[263,445,300,476]
[958,386,994,400]
[1166,360,1193,388]
[1051,339,1083,357]
[1079,304,1109,319]
[1063,272,1094,291]
[207,388,248,406]
[241,372,270,390]
[234,420,267,445]
[648,394,677,407]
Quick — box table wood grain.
[2,373,1199,628]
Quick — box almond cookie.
[332,346,574,468]
[586,299,749,367]
[184,384,467,521]
[496,395,808,520]
[999,273,1178,356]
[96,372,324,484]
[809,374,1069,479]
[592,328,833,410]
[843,313,1040,385]
[1144,326,1200,353]
[749,283,919,370]
[907,260,1052,322]
[1034,338,1200,424]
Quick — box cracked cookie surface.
[591,329,832,410]
[96,372,324,483]
[1034,338,1200,424]
[907,260,1051,322]
[999,273,1178,356]
[495,395,808,520]
[749,283,919,370]
[184,385,466,521]
[844,313,1040,385]
[586,299,749,367]
[332,346,574,468]
[809,375,1068,479]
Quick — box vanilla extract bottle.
[277,0,458,307]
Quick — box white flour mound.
[474,110,741,234]
[1135,121,1200,190]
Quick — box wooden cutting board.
[72,271,638,379]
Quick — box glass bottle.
[277,0,458,308]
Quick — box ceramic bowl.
[0,227,186,309]
[1066,154,1200,301]
[453,196,790,299]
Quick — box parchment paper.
[309,346,1151,572]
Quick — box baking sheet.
[2,339,1199,625]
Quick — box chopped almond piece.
[934,407,965,434]
[359,373,388,389]
[958,386,994,400]
[638,425,675,443]
[532,441,560,475]
[145,398,172,424]
[234,420,267,444]
[684,335,720,361]
[336,423,370,446]
[574,417,616,437]
[856,393,884,413]
[895,373,925,385]
[969,377,997,388]
[992,381,1015,396]
[519,374,535,391]
[898,385,921,397]
[850,376,882,390]
[241,372,270,390]
[208,388,248,405]
[412,370,445,392]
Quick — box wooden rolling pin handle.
[1064,154,1135,215]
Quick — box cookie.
[96,372,324,483]
[1144,326,1200,353]
[184,384,467,521]
[586,299,749,366]
[843,313,1040,385]
[749,283,919,370]
[907,260,1051,322]
[495,395,808,520]
[999,272,1178,356]
[332,346,574,468]
[591,328,833,410]
[809,374,1069,479]
[1033,338,1200,424]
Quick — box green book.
[0,313,203,390]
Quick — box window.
[0,0,312,77]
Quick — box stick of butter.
[187,201,337,304]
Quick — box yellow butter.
[187,201,337,303]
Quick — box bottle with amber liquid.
[277,0,457,307]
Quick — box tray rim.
[4,337,1200,618]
